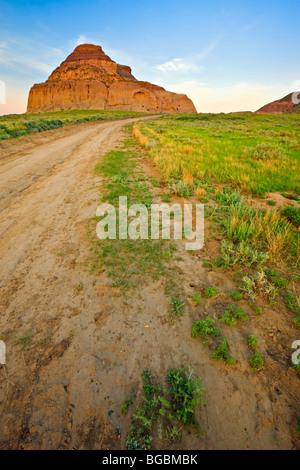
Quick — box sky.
[0,0,299,115]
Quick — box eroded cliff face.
[256,93,296,114]
[27,44,197,113]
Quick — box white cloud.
[156,58,200,73]
[47,47,64,58]
[75,34,89,46]
[155,40,218,75]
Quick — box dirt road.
[0,119,298,450]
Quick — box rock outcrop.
[27,44,197,113]
[256,93,299,114]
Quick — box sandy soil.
[0,119,299,450]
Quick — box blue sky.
[0,0,299,114]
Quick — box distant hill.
[256,93,300,114]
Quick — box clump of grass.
[228,291,243,301]
[264,269,287,288]
[215,187,242,206]
[248,334,258,350]
[220,240,269,268]
[172,180,194,198]
[169,296,186,323]
[282,206,300,227]
[191,293,202,305]
[221,304,248,326]
[249,352,264,372]
[125,367,205,450]
[243,143,285,161]
[121,398,134,415]
[192,316,221,344]
[240,271,278,302]
[224,201,297,264]
[211,338,236,365]
[204,287,218,298]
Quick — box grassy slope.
[0,109,150,141]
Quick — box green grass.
[211,338,236,366]
[135,113,300,197]
[204,287,218,298]
[228,291,243,301]
[87,136,176,289]
[0,109,148,141]
[221,304,248,326]
[249,351,264,371]
[192,315,221,344]
[248,334,258,350]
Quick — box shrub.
[211,338,236,365]
[204,287,218,298]
[221,304,248,326]
[220,240,269,268]
[240,271,278,302]
[192,316,221,344]
[248,334,258,350]
[249,352,264,371]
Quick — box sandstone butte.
[255,93,298,114]
[27,44,197,114]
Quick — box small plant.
[125,367,205,450]
[265,269,287,288]
[248,334,258,350]
[192,316,221,344]
[169,296,186,323]
[121,398,134,415]
[220,240,269,269]
[267,200,276,206]
[203,260,211,268]
[255,307,263,315]
[204,287,218,298]
[142,370,161,398]
[172,180,194,198]
[249,352,264,372]
[211,338,236,365]
[240,271,278,302]
[191,293,202,305]
[221,304,248,326]
[74,282,84,294]
[285,293,300,314]
[228,291,243,301]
